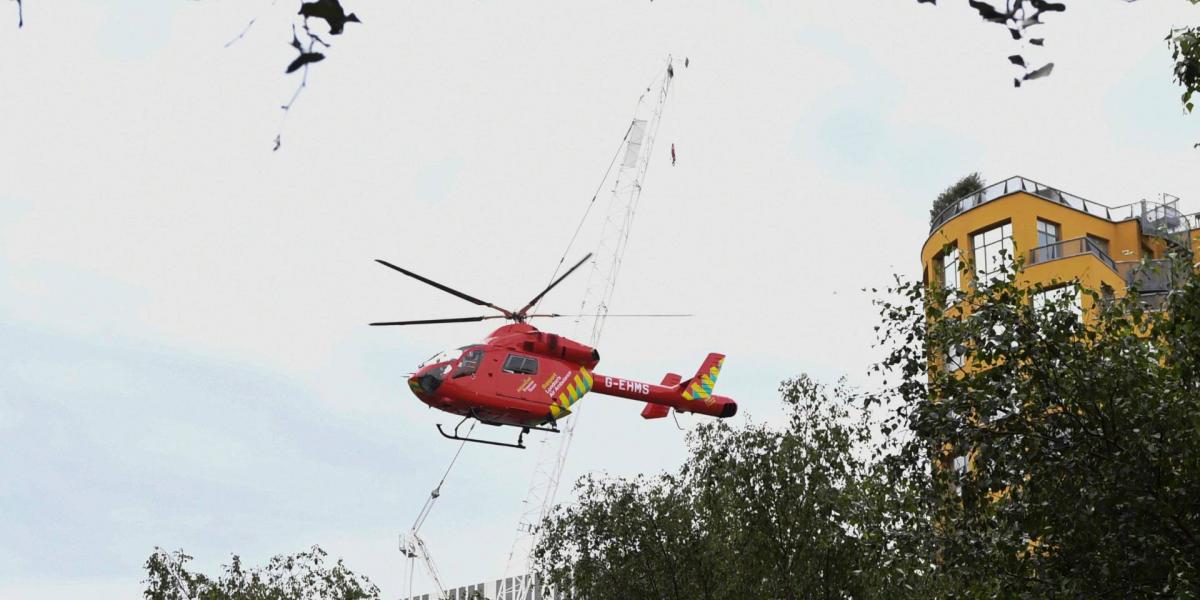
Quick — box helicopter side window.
[502,354,539,375]
[453,349,484,378]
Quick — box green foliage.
[533,377,940,600]
[537,256,1200,598]
[143,546,380,600]
[930,172,985,227]
[875,257,1200,596]
[1169,25,1200,118]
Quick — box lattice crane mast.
[499,55,681,600]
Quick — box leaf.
[968,0,1009,23]
[286,51,325,74]
[1023,62,1054,81]
[1030,0,1066,11]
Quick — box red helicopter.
[371,253,738,448]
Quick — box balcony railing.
[1029,237,1117,272]
[1109,198,1194,250]
[930,177,1195,250]
[931,176,1114,233]
[1116,259,1176,294]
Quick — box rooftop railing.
[930,176,1113,233]
[930,177,1194,250]
[1029,237,1118,272]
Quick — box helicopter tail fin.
[681,353,724,402]
[640,373,681,419]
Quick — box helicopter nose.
[410,370,444,395]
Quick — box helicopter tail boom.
[591,354,737,419]
[639,373,681,419]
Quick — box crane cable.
[400,420,476,600]
[530,120,635,316]
[411,420,476,533]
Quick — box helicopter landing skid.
[436,413,559,450]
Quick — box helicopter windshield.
[417,349,461,369]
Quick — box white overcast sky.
[2,1,1198,598]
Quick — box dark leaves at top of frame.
[968,0,1010,24]
[299,0,361,36]
[1030,0,1067,12]
[287,51,325,74]
[1023,62,1054,80]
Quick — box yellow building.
[921,175,1199,315]
[920,175,1199,492]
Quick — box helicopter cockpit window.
[502,354,538,375]
[452,349,484,378]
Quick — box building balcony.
[1028,236,1118,273]
[1028,238,1177,305]
[1116,259,1176,294]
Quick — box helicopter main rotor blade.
[517,253,593,318]
[525,313,694,319]
[375,259,511,316]
[369,315,508,326]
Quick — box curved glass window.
[453,348,484,378]
[418,349,458,369]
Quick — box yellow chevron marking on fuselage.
[548,367,592,420]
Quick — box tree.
[874,256,1200,596]
[532,377,939,600]
[929,172,986,227]
[1170,23,1200,121]
[143,545,380,600]
[535,253,1200,597]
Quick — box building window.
[941,246,961,291]
[502,354,539,375]
[952,455,969,476]
[1032,285,1082,320]
[951,454,969,496]
[973,222,1014,285]
[1086,234,1110,258]
[1036,219,1060,260]
[944,343,965,373]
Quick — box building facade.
[921,175,1199,314]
